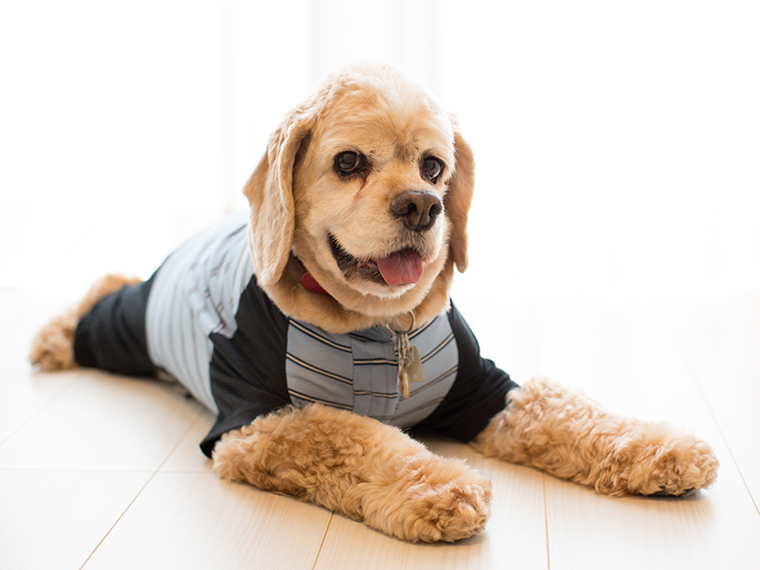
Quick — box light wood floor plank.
[0,289,82,443]
[545,468,760,570]
[82,472,332,570]
[533,295,760,570]
[0,370,204,472]
[5,290,759,568]
[660,291,760,507]
[0,369,78,445]
[0,470,149,570]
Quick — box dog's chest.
[285,315,459,426]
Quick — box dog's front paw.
[362,456,492,543]
[597,423,719,496]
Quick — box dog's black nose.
[390,190,442,232]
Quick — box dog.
[29,63,719,543]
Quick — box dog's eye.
[421,157,444,184]
[335,151,364,176]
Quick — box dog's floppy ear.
[445,117,475,273]
[243,107,315,286]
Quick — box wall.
[1,0,758,301]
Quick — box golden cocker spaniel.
[30,64,718,543]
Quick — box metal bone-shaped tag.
[398,367,411,399]
[388,314,425,399]
[397,335,425,399]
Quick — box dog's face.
[244,65,474,332]
[291,79,456,301]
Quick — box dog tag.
[398,366,411,399]
[396,330,412,398]
[387,313,424,399]
[397,337,425,399]
[404,345,425,383]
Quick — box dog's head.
[244,64,474,333]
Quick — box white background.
[2,0,758,305]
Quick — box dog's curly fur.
[471,379,719,496]
[29,63,719,543]
[213,404,491,543]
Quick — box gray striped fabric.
[286,314,459,427]
[145,213,253,413]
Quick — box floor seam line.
[0,372,79,449]
[77,470,158,570]
[79,407,206,568]
[311,513,335,570]
[543,473,551,570]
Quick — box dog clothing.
[74,213,517,457]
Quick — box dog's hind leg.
[212,403,492,543]
[470,377,719,497]
[29,274,140,370]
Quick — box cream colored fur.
[471,379,719,496]
[29,63,718,543]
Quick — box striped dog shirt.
[74,213,518,457]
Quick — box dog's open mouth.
[329,235,423,286]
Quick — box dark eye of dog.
[421,157,444,184]
[335,151,365,176]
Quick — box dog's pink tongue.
[376,249,423,286]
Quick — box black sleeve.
[414,302,519,442]
[200,276,292,457]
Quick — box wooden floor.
[1,287,759,569]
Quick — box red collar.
[300,271,330,295]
